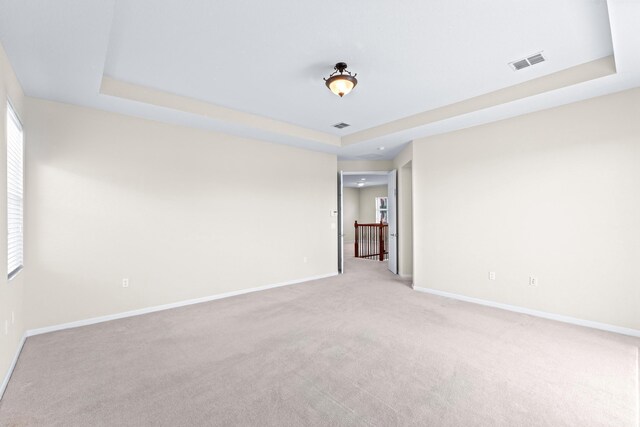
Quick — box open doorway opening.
[339,171,397,274]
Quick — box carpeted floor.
[1,254,638,426]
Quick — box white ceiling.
[104,0,613,134]
[1,0,639,160]
[343,173,388,189]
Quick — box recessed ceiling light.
[360,178,366,181]
[378,146,385,151]
[357,182,365,187]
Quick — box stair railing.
[354,220,388,261]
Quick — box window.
[7,102,23,279]
[375,197,388,223]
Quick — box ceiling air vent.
[512,59,530,70]
[527,53,545,65]
[509,52,545,71]
[333,122,350,129]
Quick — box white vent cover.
[509,52,546,71]
[333,122,350,129]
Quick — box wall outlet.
[122,278,129,288]
[529,276,538,286]
[489,271,496,280]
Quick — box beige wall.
[337,160,392,172]
[0,44,26,393]
[342,187,359,242]
[342,185,388,240]
[0,42,636,399]
[24,99,338,330]
[413,88,640,330]
[358,185,387,224]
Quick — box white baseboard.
[414,286,640,338]
[1,333,26,400]
[26,272,338,338]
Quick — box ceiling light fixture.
[324,62,358,98]
[357,182,365,187]
[377,146,385,151]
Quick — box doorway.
[338,171,397,274]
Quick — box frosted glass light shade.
[325,75,358,97]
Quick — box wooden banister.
[353,220,388,261]
[379,221,384,261]
[354,221,359,257]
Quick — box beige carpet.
[1,255,638,426]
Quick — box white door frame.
[387,169,398,274]
[338,171,344,274]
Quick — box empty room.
[0,0,639,425]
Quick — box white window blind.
[7,102,23,279]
